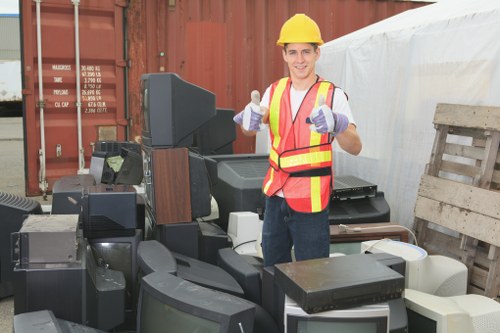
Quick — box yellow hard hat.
[276,14,324,46]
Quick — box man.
[234,14,362,267]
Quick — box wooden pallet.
[413,103,500,299]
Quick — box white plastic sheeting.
[0,60,22,102]
[317,0,500,228]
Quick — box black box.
[274,254,404,314]
[52,175,95,214]
[0,192,42,298]
[82,184,137,239]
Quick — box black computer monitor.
[210,154,269,231]
[136,271,255,333]
[217,248,262,304]
[172,251,244,298]
[140,72,216,148]
[194,108,236,155]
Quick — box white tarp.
[317,0,500,228]
[0,60,22,102]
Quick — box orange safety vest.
[263,77,335,213]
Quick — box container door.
[21,0,127,196]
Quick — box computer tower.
[51,174,95,214]
[0,192,42,298]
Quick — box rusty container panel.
[126,0,427,154]
[21,0,126,195]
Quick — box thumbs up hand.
[308,95,349,136]
[233,90,264,132]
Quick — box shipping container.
[21,0,127,196]
[21,0,428,196]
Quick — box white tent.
[317,0,500,228]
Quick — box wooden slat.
[485,246,500,298]
[470,265,489,290]
[415,196,500,247]
[476,131,500,188]
[450,127,487,141]
[417,175,500,220]
[443,142,485,161]
[434,103,500,130]
[439,160,479,178]
[427,125,449,176]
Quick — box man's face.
[282,43,320,81]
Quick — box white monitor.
[227,212,262,256]
[361,240,467,296]
[404,288,500,333]
[284,295,390,333]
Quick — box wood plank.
[427,125,449,176]
[470,265,488,290]
[485,246,500,298]
[439,160,479,178]
[414,196,500,247]
[476,131,500,188]
[434,103,500,130]
[417,175,500,220]
[449,127,487,141]
[444,142,485,161]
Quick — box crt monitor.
[141,72,216,148]
[136,270,255,333]
[404,288,500,333]
[284,295,390,333]
[194,108,236,155]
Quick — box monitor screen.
[136,271,255,333]
[140,72,216,148]
[284,296,389,333]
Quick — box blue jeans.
[261,196,330,267]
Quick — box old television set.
[194,108,236,155]
[217,248,262,304]
[136,270,255,333]
[140,72,216,148]
[404,288,500,333]
[210,154,269,231]
[284,295,390,333]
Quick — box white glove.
[235,90,263,131]
[308,95,349,135]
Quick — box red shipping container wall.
[21,0,127,195]
[126,0,427,154]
